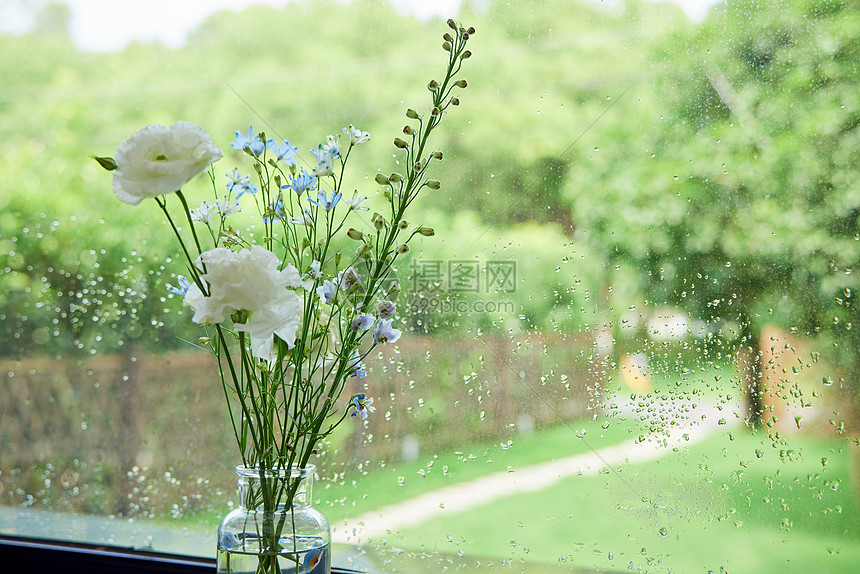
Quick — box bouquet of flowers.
[95,19,473,574]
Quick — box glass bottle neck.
[236,465,314,510]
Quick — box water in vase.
[217,539,330,574]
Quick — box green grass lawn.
[381,431,860,573]
[318,417,635,523]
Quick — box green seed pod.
[92,156,117,171]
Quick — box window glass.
[2,0,859,571]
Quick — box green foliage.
[566,0,859,387]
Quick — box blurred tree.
[566,0,859,426]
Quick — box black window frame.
[0,534,362,574]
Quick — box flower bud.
[431,150,444,160]
[393,137,409,149]
[443,33,454,42]
[347,228,364,240]
[372,212,386,230]
[398,219,409,229]
[426,179,441,190]
[406,108,420,119]
[383,189,392,201]
[447,18,457,30]
[431,107,441,116]
[387,281,401,296]
[389,172,403,183]
[462,32,470,40]
[455,79,468,88]
[413,161,423,171]
[402,125,414,135]
[356,242,372,257]
[335,252,342,266]
[92,156,117,171]
[274,174,282,188]
[396,243,409,254]
[451,97,460,106]
[268,158,278,168]
[418,226,435,236]
[467,26,476,35]
[461,50,472,60]
[199,336,211,345]
[374,173,390,185]
[254,163,262,174]
[427,79,440,91]
[442,41,452,52]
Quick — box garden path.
[332,399,742,544]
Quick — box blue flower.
[350,394,375,419]
[310,144,332,163]
[316,280,336,305]
[167,275,191,296]
[308,189,342,211]
[231,125,265,157]
[310,144,335,177]
[267,139,299,165]
[338,267,361,291]
[263,200,285,223]
[226,168,250,193]
[351,313,374,332]
[281,167,318,196]
[374,318,402,345]
[348,351,367,378]
[376,300,396,319]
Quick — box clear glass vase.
[217,465,331,574]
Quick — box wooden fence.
[0,333,600,519]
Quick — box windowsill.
[0,534,365,574]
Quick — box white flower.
[343,124,370,145]
[312,156,334,178]
[112,121,222,206]
[344,191,369,211]
[190,201,215,223]
[182,246,302,358]
[216,198,241,218]
[301,260,322,291]
[322,134,341,158]
[289,208,314,226]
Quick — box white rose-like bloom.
[183,246,302,358]
[112,121,223,206]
